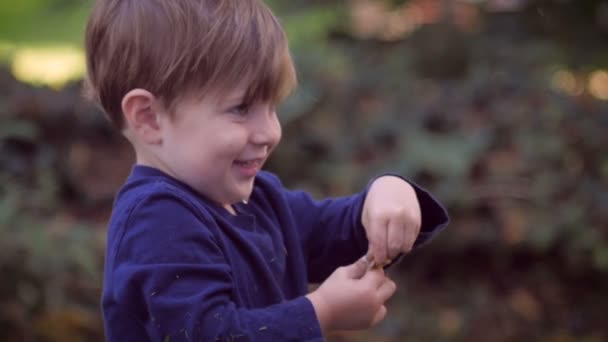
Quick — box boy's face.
[157,85,281,206]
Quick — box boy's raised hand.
[306,256,396,332]
[362,176,422,267]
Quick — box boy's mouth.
[234,158,264,177]
[234,158,263,168]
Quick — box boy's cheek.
[272,120,282,146]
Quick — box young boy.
[84,0,448,341]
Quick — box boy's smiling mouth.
[234,158,265,177]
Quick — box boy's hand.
[362,176,422,267]
[306,257,396,332]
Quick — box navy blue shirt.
[102,165,448,341]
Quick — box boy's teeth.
[238,160,257,166]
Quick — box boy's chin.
[229,187,254,204]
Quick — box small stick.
[363,255,391,270]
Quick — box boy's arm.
[280,173,448,283]
[106,194,323,342]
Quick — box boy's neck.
[223,204,237,216]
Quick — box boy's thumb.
[346,255,371,279]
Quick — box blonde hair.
[84,0,296,129]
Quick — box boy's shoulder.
[110,168,289,225]
[115,173,192,205]
[111,167,213,223]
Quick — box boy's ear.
[121,89,163,144]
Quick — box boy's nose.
[250,107,281,147]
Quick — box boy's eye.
[229,104,249,116]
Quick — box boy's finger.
[387,217,405,259]
[368,218,389,266]
[377,279,397,302]
[402,222,420,253]
[370,305,387,327]
[345,256,371,279]
[363,267,386,287]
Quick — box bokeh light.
[551,69,584,96]
[10,45,85,89]
[589,69,608,100]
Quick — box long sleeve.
[280,174,449,283]
[104,193,323,342]
[282,189,370,284]
[407,177,449,247]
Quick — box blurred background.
[0,0,607,341]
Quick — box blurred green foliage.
[0,0,89,45]
[0,0,607,341]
